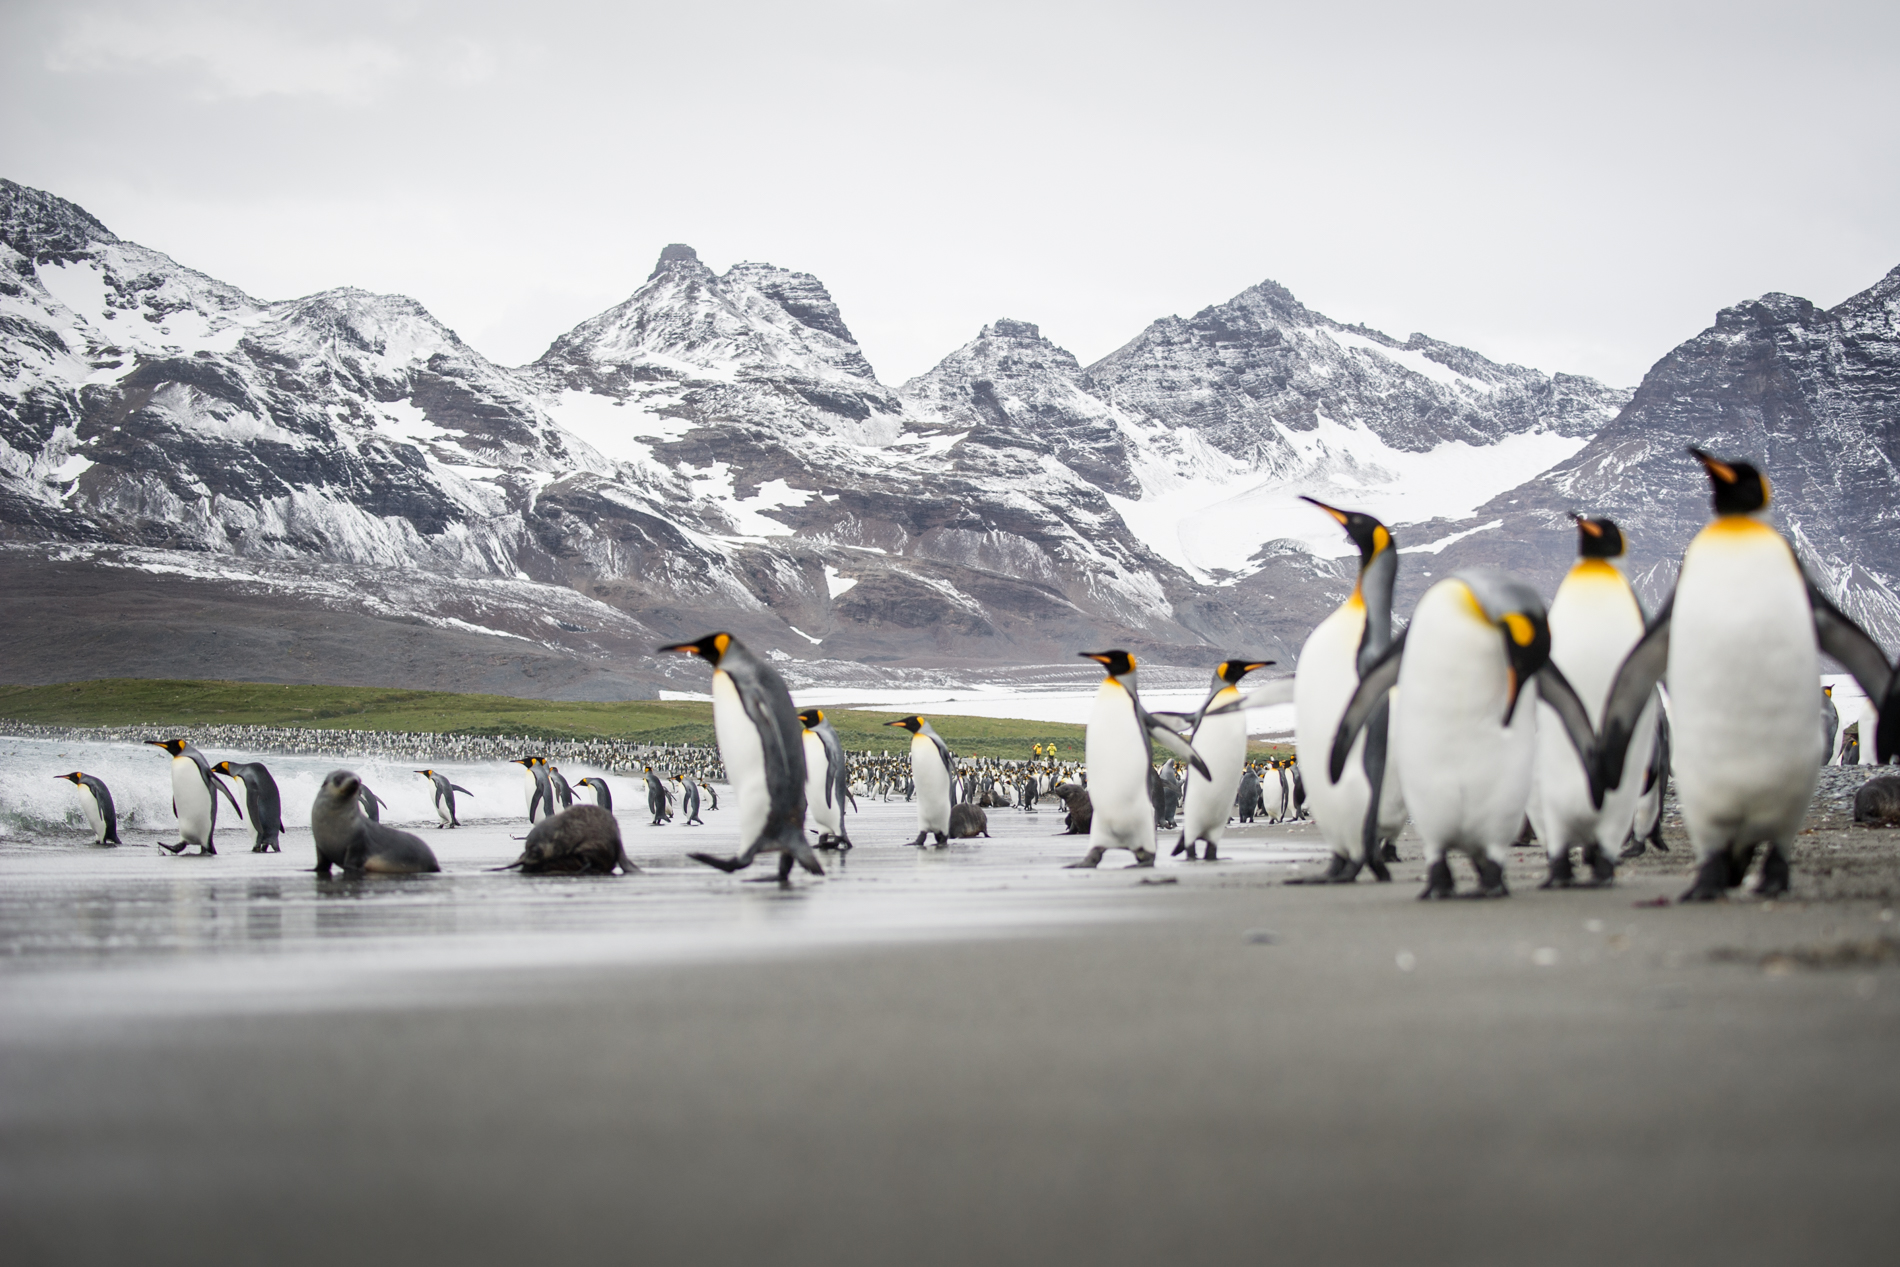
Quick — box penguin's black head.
[1079,650,1136,679]
[1570,514,1626,559]
[146,738,186,756]
[1217,658,1275,685]
[1300,497,1393,567]
[659,633,732,666]
[211,760,234,776]
[416,769,432,777]
[1689,448,1770,515]
[885,715,924,733]
[798,708,824,729]
[56,771,81,784]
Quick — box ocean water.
[0,734,1324,1029]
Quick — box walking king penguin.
[1167,658,1274,860]
[887,715,955,847]
[1526,516,1660,888]
[211,760,286,852]
[417,769,474,827]
[660,633,824,884]
[1068,650,1211,869]
[1595,450,1897,901]
[798,708,853,850]
[1331,570,1599,899]
[1292,499,1407,883]
[512,756,553,822]
[311,770,440,876]
[1821,685,1840,764]
[55,772,120,845]
[644,766,672,826]
[146,738,243,855]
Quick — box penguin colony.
[38,451,1900,902]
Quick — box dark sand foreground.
[4,798,1899,1266]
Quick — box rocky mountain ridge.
[2,175,1893,696]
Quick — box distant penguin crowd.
[40,449,1900,903]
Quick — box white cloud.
[47,7,406,102]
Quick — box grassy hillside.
[0,679,1291,760]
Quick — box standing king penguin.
[887,715,954,847]
[576,776,613,811]
[1292,499,1406,883]
[1332,570,1599,898]
[55,772,120,845]
[1526,516,1660,888]
[644,767,672,826]
[798,708,854,851]
[660,633,824,884]
[1596,450,1896,900]
[512,757,553,823]
[212,760,286,852]
[417,769,474,827]
[1069,650,1211,869]
[1168,658,1274,860]
[146,738,243,855]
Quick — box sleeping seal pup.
[311,770,440,877]
[502,804,641,874]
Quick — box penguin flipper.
[1200,678,1297,720]
[451,785,474,796]
[1806,580,1898,760]
[1143,716,1212,781]
[1358,701,1393,880]
[1596,596,1672,795]
[1329,630,1408,783]
[1534,661,1603,807]
[212,775,244,819]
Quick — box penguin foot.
[1617,837,1648,861]
[1678,856,1732,903]
[1379,840,1401,863]
[1471,858,1509,898]
[156,841,187,855]
[905,832,928,848]
[933,833,949,848]
[1754,850,1791,898]
[1170,836,1190,858]
[1539,853,1576,890]
[1585,845,1617,887]
[1065,847,1107,869]
[1418,860,1456,900]
[1288,854,1360,885]
[1132,848,1156,868]
[1365,854,1392,883]
[1647,831,1670,853]
[1202,841,1218,862]
[688,852,748,874]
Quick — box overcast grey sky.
[3,0,1895,388]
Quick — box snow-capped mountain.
[1407,265,1900,648]
[4,175,1892,697]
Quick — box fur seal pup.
[502,804,641,874]
[311,770,440,877]
[949,802,991,838]
[1855,775,1900,826]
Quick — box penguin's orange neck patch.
[1703,514,1776,539]
[1569,557,1621,579]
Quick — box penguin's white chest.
[711,670,770,848]
[1087,682,1153,851]
[1535,562,1651,848]
[1394,581,1536,853]
[1183,688,1247,843]
[1297,601,1374,854]
[911,735,951,831]
[171,758,213,845]
[804,732,840,833]
[76,785,105,840]
[433,786,452,824]
[1669,522,1821,836]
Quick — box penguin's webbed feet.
[156,841,186,855]
[1617,835,1647,861]
[1584,844,1616,887]
[1471,858,1509,898]
[688,852,748,874]
[1288,854,1359,885]
[1202,841,1218,862]
[1754,849,1791,898]
[1379,840,1401,863]
[1677,855,1732,903]
[1539,852,1576,890]
[1418,859,1456,900]
[1065,846,1107,870]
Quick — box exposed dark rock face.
[2,174,1892,694]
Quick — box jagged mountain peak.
[648,242,707,279]
[1,178,119,264]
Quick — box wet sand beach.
[4,766,1900,1266]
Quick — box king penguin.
[644,766,672,826]
[212,760,286,852]
[887,715,954,847]
[1596,450,1896,900]
[513,757,553,822]
[55,772,120,846]
[1526,515,1660,888]
[146,738,243,855]
[660,633,823,884]
[576,775,613,811]
[1168,658,1274,860]
[1291,499,1407,883]
[1331,570,1599,899]
[1068,650,1211,869]
[1820,685,1840,764]
[798,707,853,851]
[417,768,474,827]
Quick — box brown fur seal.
[1854,775,1900,826]
[1051,783,1092,836]
[948,803,990,838]
[311,770,440,876]
[503,804,640,874]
